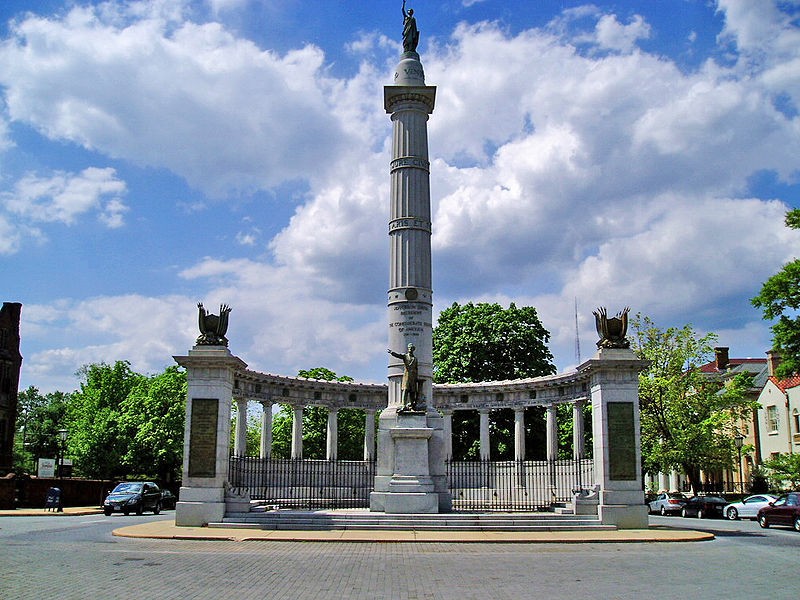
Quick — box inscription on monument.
[388,301,432,339]
[607,401,637,480]
[188,398,219,478]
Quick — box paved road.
[1,513,798,600]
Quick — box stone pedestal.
[173,345,247,527]
[580,347,649,529]
[370,410,451,513]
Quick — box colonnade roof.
[232,367,592,410]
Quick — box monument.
[369,4,451,513]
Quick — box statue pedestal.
[370,411,450,513]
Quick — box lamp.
[734,431,744,494]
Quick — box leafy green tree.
[433,302,556,460]
[119,366,186,482]
[272,368,367,460]
[763,452,800,490]
[13,386,70,473]
[67,361,145,479]
[631,315,758,491]
[752,208,800,378]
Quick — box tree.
[631,315,758,492]
[118,366,186,482]
[271,368,367,460]
[13,386,70,473]
[762,453,800,490]
[752,208,800,378]
[433,302,556,460]
[67,361,145,479]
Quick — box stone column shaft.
[546,404,558,462]
[259,401,273,459]
[573,400,585,460]
[441,409,453,461]
[234,397,248,457]
[514,408,526,461]
[291,405,304,460]
[327,408,339,461]
[479,409,491,460]
[364,409,376,461]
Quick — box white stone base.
[599,504,649,529]
[175,501,225,527]
[383,492,439,514]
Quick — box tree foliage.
[632,315,758,491]
[433,302,555,384]
[118,366,186,482]
[433,302,557,460]
[752,208,800,378]
[272,368,368,460]
[13,386,70,473]
[762,452,800,490]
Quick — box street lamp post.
[734,431,744,494]
[56,428,68,512]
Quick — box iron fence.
[228,456,376,510]
[446,458,595,511]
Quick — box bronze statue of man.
[388,343,420,410]
[402,0,420,53]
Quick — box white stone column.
[573,400,585,460]
[546,404,558,461]
[259,400,272,459]
[291,404,304,460]
[441,409,453,461]
[659,472,669,492]
[234,397,248,457]
[364,409,376,461]
[514,408,526,461]
[479,409,491,460]
[669,470,680,493]
[326,408,339,461]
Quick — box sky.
[2,0,799,393]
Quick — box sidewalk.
[0,506,103,516]
[1,506,715,542]
[112,519,714,543]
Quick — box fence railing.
[228,456,376,510]
[446,458,595,511]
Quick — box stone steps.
[211,511,614,532]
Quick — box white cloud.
[594,14,651,52]
[0,4,355,197]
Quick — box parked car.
[723,494,778,520]
[757,492,800,531]
[680,495,727,518]
[648,492,687,515]
[160,489,177,510]
[103,481,162,516]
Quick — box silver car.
[648,492,687,515]
[724,494,778,520]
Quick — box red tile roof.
[699,358,766,374]
[769,375,800,393]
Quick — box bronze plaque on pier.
[607,402,636,480]
[188,398,218,478]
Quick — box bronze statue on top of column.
[402,0,420,53]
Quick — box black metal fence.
[447,458,595,511]
[228,456,376,510]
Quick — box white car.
[648,492,687,515]
[724,494,778,520]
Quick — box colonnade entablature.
[231,367,591,412]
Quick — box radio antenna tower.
[574,297,581,364]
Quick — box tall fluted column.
[259,400,273,459]
[441,409,453,461]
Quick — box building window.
[766,405,779,433]
[793,409,800,435]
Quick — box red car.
[757,492,800,531]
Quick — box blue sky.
[1,0,799,392]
